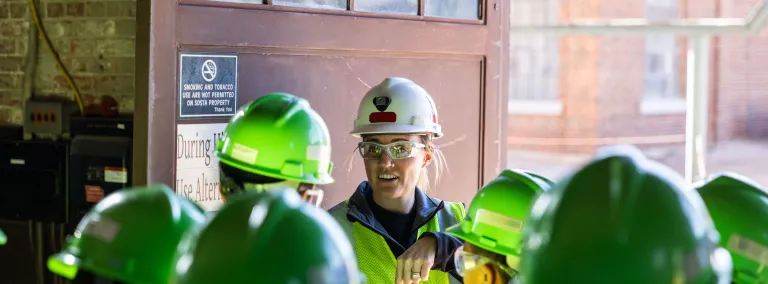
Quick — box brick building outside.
[507,0,768,154]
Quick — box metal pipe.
[685,36,711,184]
[509,0,767,35]
[507,134,685,146]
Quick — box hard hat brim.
[216,152,335,185]
[446,221,520,259]
[47,251,81,280]
[350,123,443,138]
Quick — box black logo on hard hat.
[369,96,397,123]
[373,96,391,112]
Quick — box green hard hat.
[518,146,733,284]
[695,172,768,284]
[216,93,334,185]
[173,188,361,284]
[0,228,6,245]
[48,184,206,283]
[446,169,553,269]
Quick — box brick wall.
[716,0,768,141]
[596,0,688,145]
[507,0,603,153]
[0,0,136,126]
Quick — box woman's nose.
[377,151,395,167]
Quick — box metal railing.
[509,0,768,184]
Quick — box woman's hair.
[418,133,448,193]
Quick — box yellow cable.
[27,0,85,115]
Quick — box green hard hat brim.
[49,249,136,283]
[48,251,81,280]
[445,222,518,258]
[216,152,334,185]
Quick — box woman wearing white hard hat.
[330,77,466,284]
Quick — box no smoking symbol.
[201,60,217,82]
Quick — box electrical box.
[24,99,79,136]
[0,140,68,223]
[70,116,133,138]
[68,117,133,223]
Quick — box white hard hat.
[350,77,443,138]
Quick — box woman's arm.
[420,232,464,272]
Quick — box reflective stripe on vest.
[331,201,466,284]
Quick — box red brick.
[93,75,133,93]
[85,2,106,17]
[67,39,95,55]
[96,39,134,56]
[9,3,27,19]
[0,74,19,89]
[0,4,9,19]
[100,57,134,74]
[69,57,93,73]
[105,1,135,18]
[46,2,64,18]
[66,2,85,17]
[83,94,97,106]
[0,106,12,123]
[0,91,21,105]
[0,57,24,72]
[114,19,135,36]
[54,75,93,91]
[0,39,14,53]
[0,21,25,37]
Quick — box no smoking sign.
[178,53,239,119]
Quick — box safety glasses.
[219,171,324,207]
[454,246,516,277]
[297,188,324,207]
[356,141,425,160]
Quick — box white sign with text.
[175,123,227,211]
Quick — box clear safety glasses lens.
[357,141,425,160]
[219,171,244,198]
[454,247,516,277]
[299,188,324,207]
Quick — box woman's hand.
[396,235,437,284]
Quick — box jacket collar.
[347,181,444,233]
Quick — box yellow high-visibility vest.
[330,199,466,284]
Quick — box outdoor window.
[508,0,561,115]
[643,0,679,100]
[641,0,685,114]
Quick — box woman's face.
[362,134,430,200]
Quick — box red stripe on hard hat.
[369,112,397,123]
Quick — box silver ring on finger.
[411,271,421,279]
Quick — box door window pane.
[273,0,346,9]
[354,0,417,15]
[209,0,264,3]
[425,0,480,19]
